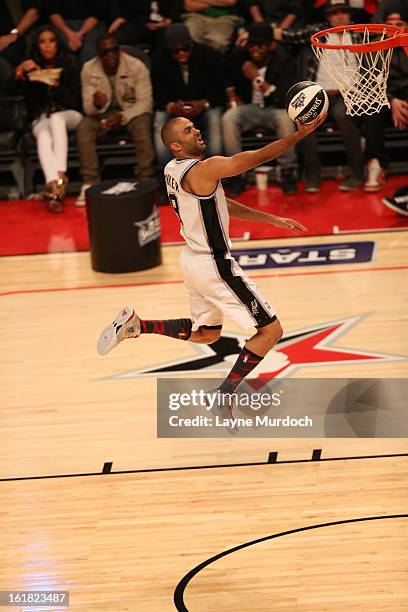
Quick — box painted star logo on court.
[102,313,405,381]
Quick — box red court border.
[1,265,408,298]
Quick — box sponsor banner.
[157,378,408,438]
[102,181,138,195]
[232,241,375,269]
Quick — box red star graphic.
[106,315,404,382]
[248,323,385,390]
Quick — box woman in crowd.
[16,26,82,212]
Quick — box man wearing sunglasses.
[76,33,155,205]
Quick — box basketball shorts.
[179,246,277,331]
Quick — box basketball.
[285,81,329,124]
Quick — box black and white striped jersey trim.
[199,196,276,328]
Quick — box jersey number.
[168,193,182,224]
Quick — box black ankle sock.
[140,318,192,341]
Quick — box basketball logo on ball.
[286,81,329,124]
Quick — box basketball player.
[97,112,325,416]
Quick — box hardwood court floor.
[1,457,407,611]
[0,231,407,610]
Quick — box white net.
[312,27,395,116]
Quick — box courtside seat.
[240,120,344,178]
[24,126,138,195]
[24,45,151,195]
[0,131,19,149]
[0,96,26,198]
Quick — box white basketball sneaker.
[364,158,385,192]
[97,306,141,355]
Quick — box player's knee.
[274,319,284,341]
[258,319,283,345]
[200,327,222,344]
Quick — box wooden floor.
[0,231,407,610]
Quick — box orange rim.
[311,23,408,53]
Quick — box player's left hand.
[295,111,327,138]
[272,216,307,233]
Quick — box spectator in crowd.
[222,22,298,195]
[313,0,379,24]
[235,1,304,45]
[363,4,408,191]
[0,0,42,93]
[15,25,82,212]
[233,1,271,44]
[108,1,182,50]
[76,34,154,205]
[151,23,225,198]
[274,0,365,192]
[236,0,265,23]
[181,0,241,54]
[259,0,303,28]
[373,0,407,20]
[350,0,379,23]
[48,0,106,63]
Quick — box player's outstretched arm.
[199,113,326,182]
[227,198,307,233]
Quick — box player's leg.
[97,308,222,356]
[222,103,260,194]
[218,318,283,395]
[97,306,195,355]
[205,317,282,431]
[190,325,222,344]
[331,94,364,190]
[201,258,280,395]
[265,107,298,194]
[97,251,224,355]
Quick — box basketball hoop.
[311,24,408,116]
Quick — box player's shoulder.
[164,158,180,173]
[165,158,195,173]
[189,156,229,174]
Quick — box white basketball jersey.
[164,158,232,255]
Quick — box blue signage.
[232,242,375,269]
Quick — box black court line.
[173,514,408,612]
[0,451,407,483]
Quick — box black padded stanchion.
[86,179,162,273]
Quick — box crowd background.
[0,0,407,212]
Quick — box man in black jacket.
[108,0,182,50]
[151,24,225,171]
[222,22,298,195]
